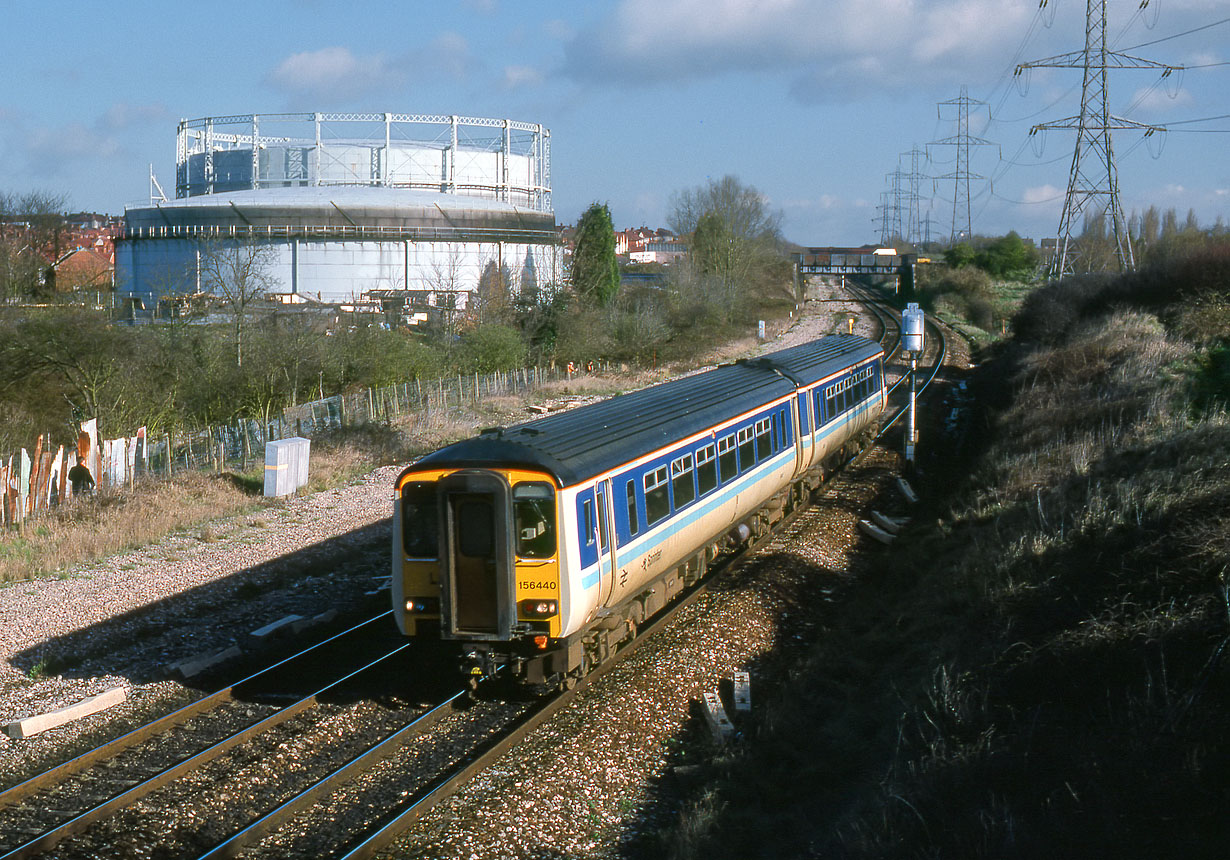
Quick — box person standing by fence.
[67,456,95,496]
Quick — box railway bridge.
[794,246,921,293]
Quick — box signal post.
[901,303,924,465]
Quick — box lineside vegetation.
[657,239,1230,859]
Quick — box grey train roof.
[408,335,882,487]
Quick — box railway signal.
[902,303,925,465]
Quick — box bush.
[937,264,993,299]
[457,324,527,374]
[975,231,1038,276]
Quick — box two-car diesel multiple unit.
[393,335,886,687]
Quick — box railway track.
[0,478,895,857]
[0,286,964,858]
[0,614,415,859]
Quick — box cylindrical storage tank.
[116,112,558,311]
[902,303,925,353]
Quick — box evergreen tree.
[572,202,620,306]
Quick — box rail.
[0,613,406,860]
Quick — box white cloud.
[563,0,1029,101]
[1022,184,1063,205]
[268,46,403,101]
[502,64,544,90]
[1125,85,1193,117]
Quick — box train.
[392,334,886,688]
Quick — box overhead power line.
[1162,113,1230,125]
[1016,0,1181,277]
[1119,15,1230,51]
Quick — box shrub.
[457,324,527,374]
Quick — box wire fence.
[2,363,574,528]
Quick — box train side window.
[626,479,639,537]
[671,454,696,508]
[596,490,608,552]
[696,443,718,495]
[737,426,755,470]
[401,482,438,558]
[513,481,556,559]
[755,417,772,460]
[718,434,737,482]
[582,498,595,546]
[644,466,670,525]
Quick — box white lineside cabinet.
[264,437,311,497]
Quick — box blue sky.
[1,0,1225,245]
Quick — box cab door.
[439,471,513,639]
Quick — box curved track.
[1,285,966,858]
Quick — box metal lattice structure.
[928,86,996,244]
[1018,0,1174,277]
[902,145,926,245]
[885,167,906,243]
[175,113,552,213]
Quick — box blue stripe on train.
[578,396,878,590]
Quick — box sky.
[1,0,1226,246]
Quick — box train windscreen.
[401,482,438,558]
[513,481,556,559]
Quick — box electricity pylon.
[901,145,927,245]
[885,167,906,243]
[929,86,996,244]
[1017,0,1175,277]
[876,191,893,245]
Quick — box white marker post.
[901,303,925,465]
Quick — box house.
[52,246,114,291]
[629,235,687,264]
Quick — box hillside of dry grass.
[662,244,1230,859]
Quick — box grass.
[0,474,263,583]
[658,246,1230,859]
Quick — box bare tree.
[0,190,69,300]
[196,239,279,368]
[426,243,466,337]
[668,175,786,302]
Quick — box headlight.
[519,599,558,618]
[404,597,439,613]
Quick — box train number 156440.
[518,580,558,591]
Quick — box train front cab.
[394,467,564,681]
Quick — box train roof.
[409,335,883,487]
